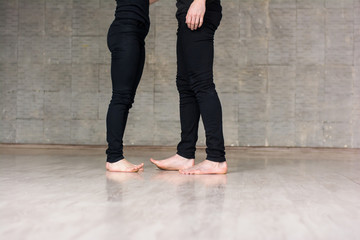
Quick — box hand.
[186,0,206,30]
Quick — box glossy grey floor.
[1,146,360,240]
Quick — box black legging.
[105,18,149,163]
[176,8,226,162]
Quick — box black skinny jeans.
[106,19,149,163]
[176,11,226,162]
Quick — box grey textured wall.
[0,0,359,148]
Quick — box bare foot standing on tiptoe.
[106,159,144,173]
[179,160,227,175]
[150,154,194,171]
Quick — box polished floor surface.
[1,145,360,240]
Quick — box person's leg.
[177,13,227,174]
[176,28,201,159]
[150,23,197,171]
[106,20,147,172]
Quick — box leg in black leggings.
[175,32,200,160]
[106,19,148,163]
[176,12,226,163]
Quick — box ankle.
[219,161,227,167]
[206,160,227,167]
[176,154,194,161]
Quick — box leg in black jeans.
[176,12,226,163]
[106,19,148,163]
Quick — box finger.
[187,15,192,29]
[188,16,193,30]
[194,16,200,30]
[185,14,191,29]
[191,16,196,30]
[199,14,204,28]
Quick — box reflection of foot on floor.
[106,159,144,173]
[152,171,195,185]
[195,174,228,186]
[179,160,227,175]
[150,154,194,171]
[106,170,143,183]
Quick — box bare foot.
[179,160,227,175]
[106,159,144,173]
[150,154,194,171]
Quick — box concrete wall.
[0,0,359,147]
